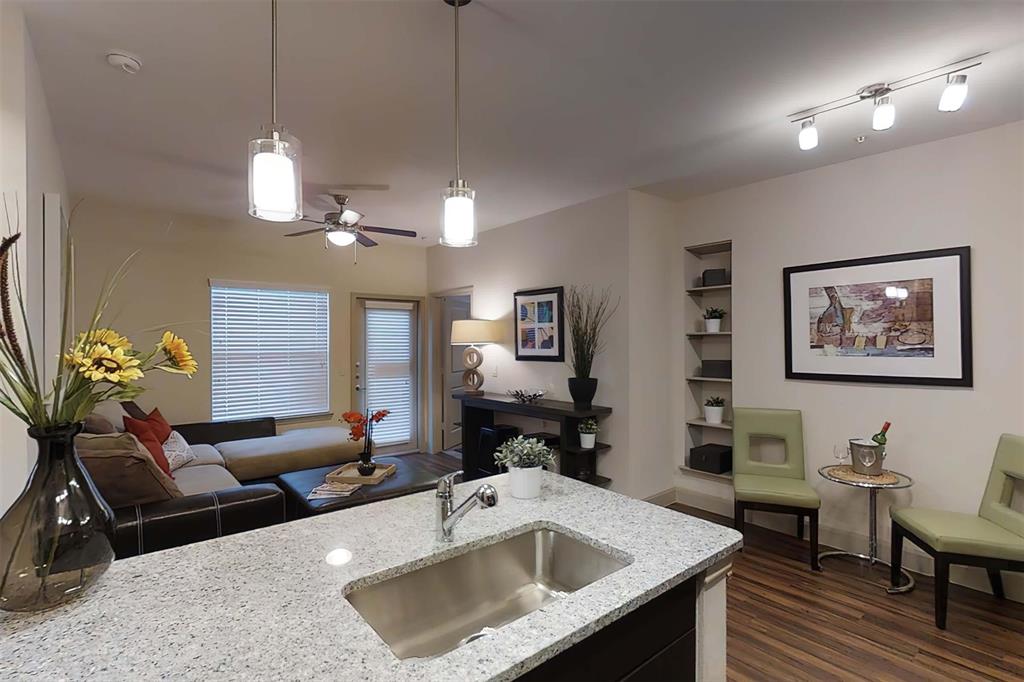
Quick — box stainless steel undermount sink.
[344,527,630,659]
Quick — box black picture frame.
[783,246,972,387]
[514,286,565,362]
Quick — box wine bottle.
[871,421,891,446]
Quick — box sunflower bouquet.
[0,232,197,428]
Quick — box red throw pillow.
[123,416,173,477]
[130,408,172,443]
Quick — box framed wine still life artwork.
[783,246,971,387]
[514,286,564,362]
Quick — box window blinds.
[210,282,330,421]
[363,301,416,447]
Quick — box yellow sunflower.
[75,328,132,351]
[158,331,198,376]
[71,344,144,384]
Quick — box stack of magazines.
[307,481,361,500]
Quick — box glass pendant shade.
[798,119,818,151]
[248,124,302,222]
[872,96,895,131]
[938,74,968,112]
[440,182,477,247]
[327,230,357,246]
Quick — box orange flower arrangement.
[342,409,390,444]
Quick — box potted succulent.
[704,307,727,333]
[493,435,555,499]
[578,418,599,449]
[704,396,726,424]
[565,285,619,409]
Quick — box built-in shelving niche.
[682,240,733,481]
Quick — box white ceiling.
[22,0,1024,244]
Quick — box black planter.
[357,445,377,476]
[568,377,598,409]
[0,423,115,612]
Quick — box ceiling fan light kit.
[439,0,478,248]
[788,52,984,151]
[248,0,303,222]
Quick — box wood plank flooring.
[668,503,1024,681]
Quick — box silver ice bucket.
[849,438,885,476]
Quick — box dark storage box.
[700,360,732,379]
[690,444,732,474]
[701,269,730,287]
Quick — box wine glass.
[833,443,848,466]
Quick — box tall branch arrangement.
[0,197,197,428]
[564,285,619,379]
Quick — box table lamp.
[451,319,502,395]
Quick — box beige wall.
[1,5,68,514]
[671,121,1024,599]
[71,198,428,428]
[427,190,681,500]
[427,192,635,494]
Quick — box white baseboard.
[671,487,1023,603]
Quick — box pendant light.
[440,0,477,248]
[248,0,302,222]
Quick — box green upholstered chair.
[732,408,821,570]
[891,433,1024,629]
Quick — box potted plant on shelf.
[578,418,599,449]
[565,285,619,409]
[704,307,726,333]
[342,409,390,476]
[493,435,555,499]
[704,396,726,424]
[0,228,198,613]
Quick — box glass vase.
[0,423,115,612]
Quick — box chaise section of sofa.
[213,426,363,481]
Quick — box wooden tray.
[326,461,397,485]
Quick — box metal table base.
[817,486,916,594]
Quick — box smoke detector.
[106,51,141,75]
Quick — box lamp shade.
[451,319,502,345]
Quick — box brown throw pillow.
[83,412,116,435]
[75,432,182,508]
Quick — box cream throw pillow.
[162,430,197,471]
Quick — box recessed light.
[106,51,141,75]
[856,135,866,144]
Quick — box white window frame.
[210,279,330,422]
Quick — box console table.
[453,392,613,486]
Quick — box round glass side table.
[817,464,915,593]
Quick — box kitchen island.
[0,472,741,681]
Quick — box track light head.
[872,95,895,131]
[798,118,818,151]
[938,73,968,112]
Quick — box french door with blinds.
[354,299,419,453]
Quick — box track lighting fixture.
[788,53,985,151]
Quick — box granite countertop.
[1,472,742,681]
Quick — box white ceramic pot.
[704,405,725,424]
[705,318,722,333]
[579,432,597,449]
[508,465,542,499]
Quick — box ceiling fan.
[283,193,417,249]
